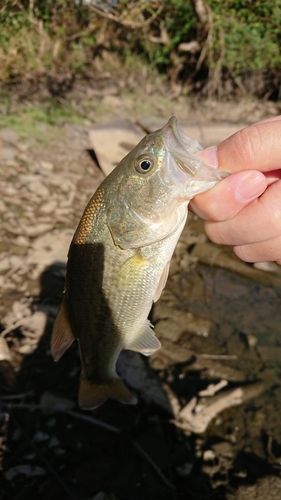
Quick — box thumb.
[197,118,281,173]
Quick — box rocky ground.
[1,94,281,499]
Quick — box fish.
[51,116,226,410]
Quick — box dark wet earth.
[1,118,281,499]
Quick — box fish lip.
[167,116,188,152]
[162,116,229,188]
[162,116,200,176]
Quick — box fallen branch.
[172,382,264,434]
[0,401,120,433]
[133,440,176,490]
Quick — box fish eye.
[135,156,154,174]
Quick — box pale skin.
[191,116,281,265]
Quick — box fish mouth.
[162,116,202,176]
[162,116,228,186]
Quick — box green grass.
[0,101,85,141]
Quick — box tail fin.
[78,375,137,410]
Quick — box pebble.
[5,222,54,237]
[27,181,50,197]
[40,200,58,214]
[40,160,54,171]
[14,237,30,248]
[0,337,12,361]
[0,200,6,212]
[203,450,216,461]
[0,255,22,272]
[102,95,122,107]
[60,181,75,193]
[0,128,19,143]
[4,185,18,196]
[4,465,46,481]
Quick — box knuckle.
[205,221,231,245]
[260,190,281,234]
[232,245,252,262]
[228,125,263,166]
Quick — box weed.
[1,0,281,99]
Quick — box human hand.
[190,116,281,264]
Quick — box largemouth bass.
[51,117,226,410]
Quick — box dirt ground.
[1,89,281,500]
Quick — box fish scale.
[51,116,227,409]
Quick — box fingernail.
[235,172,266,202]
[197,146,218,168]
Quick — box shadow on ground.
[1,260,281,500]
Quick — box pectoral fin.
[125,320,161,356]
[153,262,170,302]
[51,298,75,362]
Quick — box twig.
[201,354,237,360]
[0,401,120,433]
[2,400,176,490]
[1,319,27,337]
[195,2,213,73]
[0,391,34,400]
[14,0,49,40]
[199,379,228,397]
[65,410,120,433]
[88,3,163,29]
[132,440,176,490]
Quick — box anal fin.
[125,320,161,356]
[51,298,75,362]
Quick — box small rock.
[0,256,12,273]
[27,181,50,198]
[245,333,258,348]
[0,255,22,273]
[226,475,281,500]
[4,465,46,481]
[48,436,60,448]
[212,441,233,458]
[40,391,75,411]
[14,235,30,247]
[33,431,49,442]
[117,350,173,414]
[0,147,17,161]
[203,450,216,461]
[40,160,54,171]
[0,337,12,361]
[102,95,122,107]
[176,462,193,477]
[0,128,19,143]
[40,200,58,214]
[21,310,47,336]
[0,199,7,212]
[4,185,17,196]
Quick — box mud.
[1,105,281,499]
